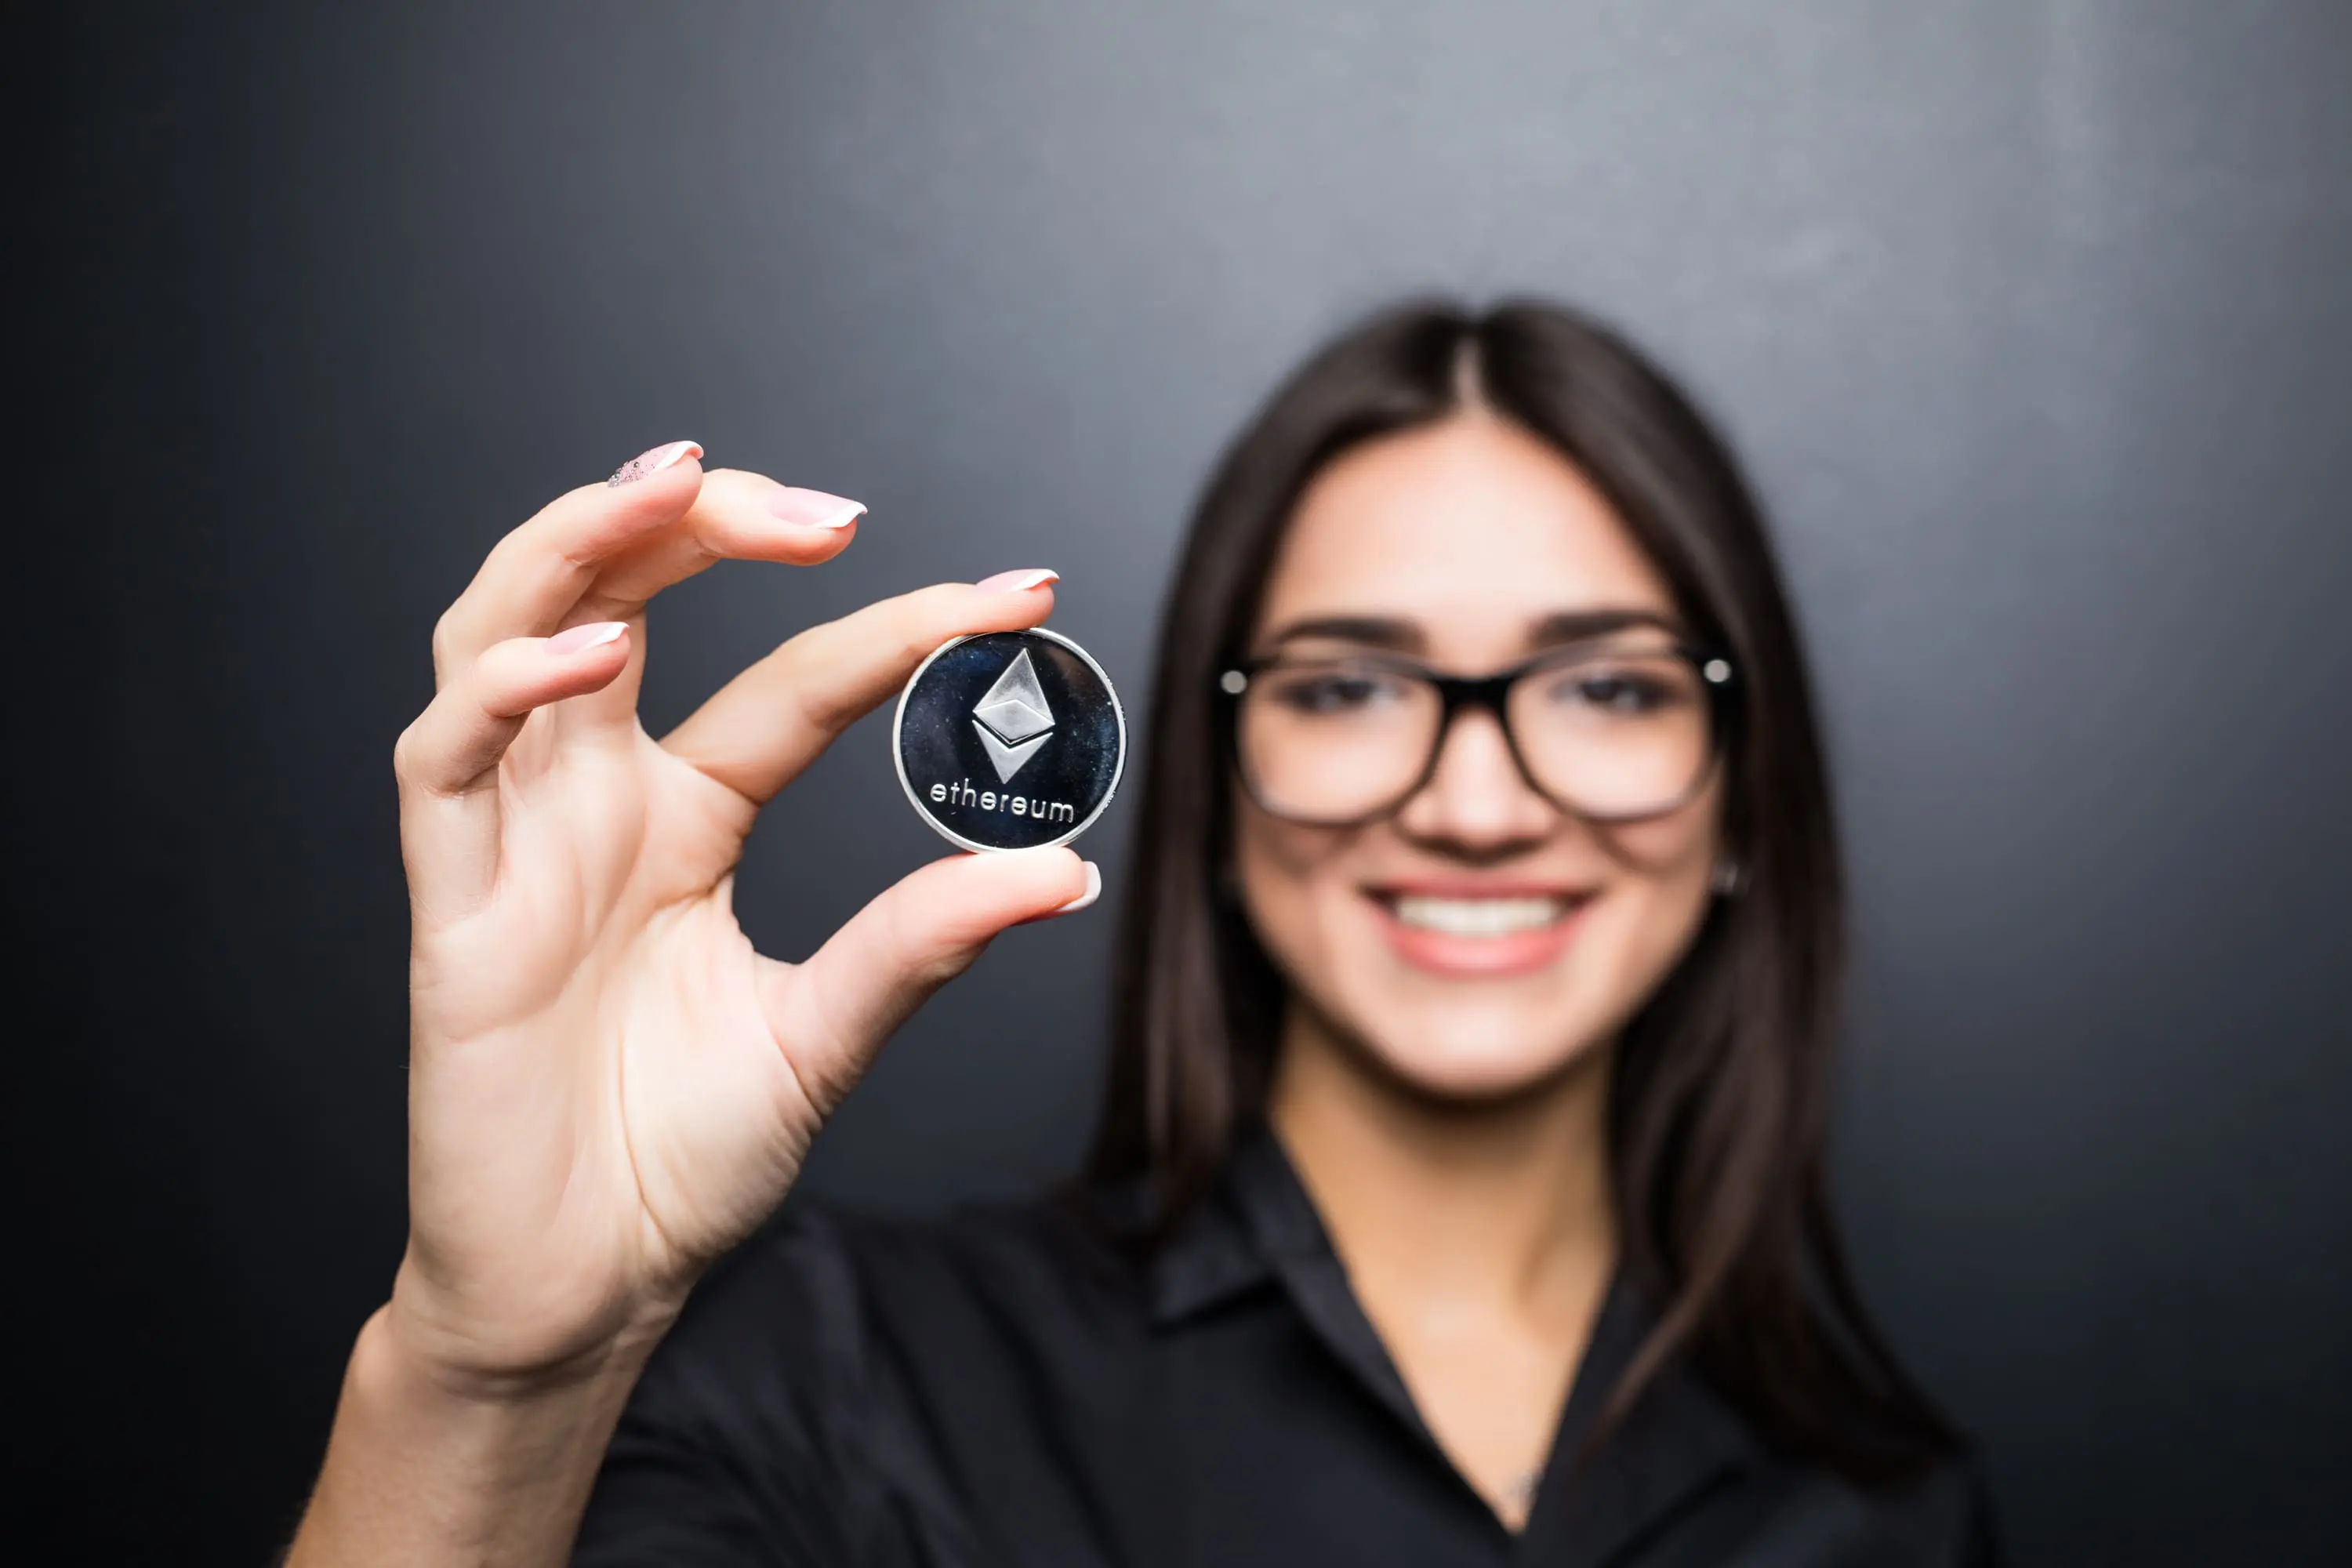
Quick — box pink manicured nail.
[1052,862,1102,915]
[548,622,629,655]
[607,440,703,486]
[768,486,867,529]
[975,568,1059,593]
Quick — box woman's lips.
[1366,888,1591,977]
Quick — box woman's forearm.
[285,1305,657,1568]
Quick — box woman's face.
[1234,412,1723,1099]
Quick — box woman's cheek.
[1593,877,1713,1033]
[1233,815,1341,982]
[1588,812,1719,986]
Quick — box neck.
[1266,1005,1617,1312]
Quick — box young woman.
[291,300,1995,1565]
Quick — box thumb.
[762,849,1099,1114]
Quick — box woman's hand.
[383,443,1089,1392]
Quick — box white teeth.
[1389,895,1568,937]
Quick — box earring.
[1710,858,1745,897]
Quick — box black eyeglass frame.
[1216,640,1740,828]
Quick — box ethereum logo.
[971,648,1054,782]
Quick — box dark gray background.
[11,2,2349,1562]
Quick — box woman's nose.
[1391,707,1559,849]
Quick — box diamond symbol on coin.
[971,648,1055,782]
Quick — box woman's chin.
[1351,1012,1602,1103]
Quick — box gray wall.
[14,2,2350,1561]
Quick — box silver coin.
[892,627,1126,852]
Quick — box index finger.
[431,445,869,681]
[662,570,1062,805]
[430,441,705,684]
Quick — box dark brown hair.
[1088,296,1957,1484]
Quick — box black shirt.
[574,1127,1997,1566]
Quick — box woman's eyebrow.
[1261,607,1684,656]
[1261,615,1425,652]
[1526,608,1683,647]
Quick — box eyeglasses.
[1218,634,1737,827]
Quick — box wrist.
[379,1254,684,1407]
[365,1302,655,1414]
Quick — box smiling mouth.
[1370,889,1592,935]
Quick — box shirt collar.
[1143,1120,1762,1557]
[1144,1121,1301,1327]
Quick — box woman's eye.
[1273,672,1401,714]
[1549,668,1678,713]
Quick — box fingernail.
[768,485,867,529]
[975,568,1059,593]
[1052,862,1102,915]
[548,621,630,655]
[607,440,702,486]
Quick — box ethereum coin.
[893,627,1126,852]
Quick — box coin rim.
[891,626,1127,855]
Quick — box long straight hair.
[1087,297,1956,1483]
